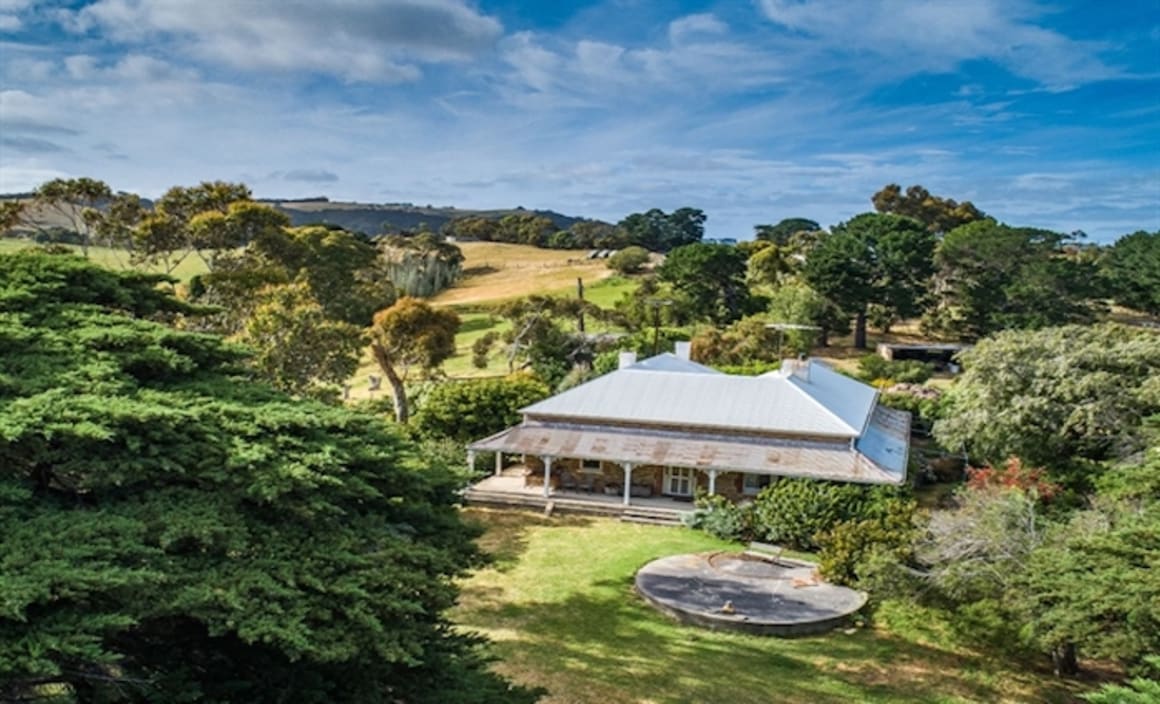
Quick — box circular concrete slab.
[634,552,867,636]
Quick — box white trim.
[663,466,694,497]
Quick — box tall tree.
[31,177,113,256]
[1102,230,1160,316]
[657,242,755,325]
[369,298,460,424]
[0,250,536,704]
[753,218,820,246]
[872,183,985,234]
[379,231,465,297]
[234,282,365,398]
[925,219,1103,340]
[801,213,935,348]
[618,207,705,252]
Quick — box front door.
[664,467,694,497]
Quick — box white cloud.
[758,0,1116,89]
[57,0,503,82]
[0,13,21,30]
[668,13,728,44]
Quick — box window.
[580,458,602,474]
[664,467,694,497]
[743,473,771,496]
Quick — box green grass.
[453,509,1089,704]
[582,275,639,308]
[0,239,209,282]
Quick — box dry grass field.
[432,242,619,306]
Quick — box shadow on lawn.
[467,578,1086,704]
[463,508,594,572]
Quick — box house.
[467,343,911,508]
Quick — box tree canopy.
[871,183,985,233]
[617,207,705,253]
[753,218,820,246]
[369,297,461,424]
[924,220,1103,340]
[802,212,935,347]
[0,250,535,704]
[657,242,757,326]
[1102,230,1160,316]
[934,323,1160,480]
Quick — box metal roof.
[522,356,875,438]
[781,361,879,435]
[629,353,721,374]
[854,404,911,476]
[470,421,905,484]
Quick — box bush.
[687,493,753,541]
[749,478,902,551]
[412,375,550,442]
[857,354,934,385]
[607,246,650,274]
[816,496,920,586]
[715,360,781,376]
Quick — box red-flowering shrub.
[965,457,1059,502]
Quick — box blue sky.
[0,0,1157,241]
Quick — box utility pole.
[577,277,585,333]
[646,298,673,356]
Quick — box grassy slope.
[0,240,209,282]
[348,245,643,395]
[454,509,1086,704]
[432,242,619,306]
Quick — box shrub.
[412,375,550,442]
[857,354,934,385]
[714,360,781,376]
[816,497,920,586]
[749,478,902,551]
[687,493,754,542]
[607,246,650,274]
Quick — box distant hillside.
[258,198,589,235]
[0,193,594,237]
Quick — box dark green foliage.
[749,478,904,551]
[1082,657,1160,704]
[925,220,1103,340]
[0,251,538,704]
[1018,450,1160,672]
[617,207,705,252]
[413,375,550,443]
[816,497,920,586]
[856,354,934,385]
[802,213,935,347]
[753,218,820,246]
[658,243,756,325]
[1102,230,1160,316]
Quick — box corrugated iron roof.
[521,357,871,438]
[470,422,904,484]
[629,352,721,374]
[854,405,911,475]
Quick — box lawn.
[453,509,1089,704]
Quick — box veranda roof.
[470,411,908,485]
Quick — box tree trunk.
[370,342,409,424]
[854,310,868,349]
[1052,643,1078,677]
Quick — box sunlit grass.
[452,509,1088,704]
